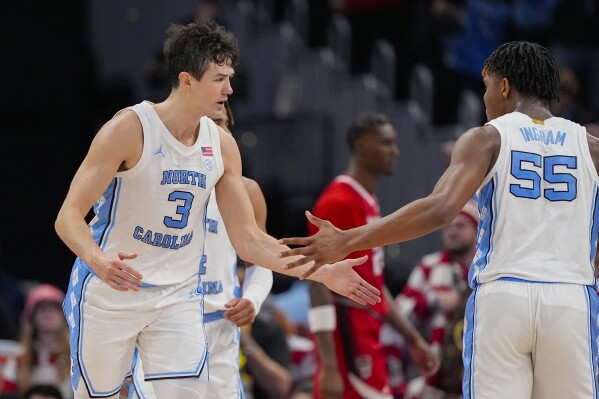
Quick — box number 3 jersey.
[87,101,224,285]
[472,111,599,287]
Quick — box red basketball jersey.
[309,174,388,316]
[309,174,392,399]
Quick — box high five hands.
[278,211,352,279]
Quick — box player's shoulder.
[101,107,142,136]
[91,108,143,155]
[461,124,499,140]
[318,180,361,205]
[453,124,501,157]
[216,123,238,157]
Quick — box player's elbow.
[229,228,259,263]
[54,209,67,240]
[429,200,462,228]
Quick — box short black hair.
[347,112,391,151]
[164,21,239,88]
[483,41,560,104]
[22,384,63,399]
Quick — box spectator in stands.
[21,384,63,399]
[330,0,418,97]
[550,65,599,125]
[0,264,25,341]
[382,201,478,398]
[549,0,599,111]
[4,285,71,399]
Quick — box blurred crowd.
[143,0,599,130]
[0,282,70,399]
[317,0,599,128]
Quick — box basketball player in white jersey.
[202,103,274,398]
[127,103,273,399]
[280,41,599,399]
[55,22,381,399]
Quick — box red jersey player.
[307,112,439,399]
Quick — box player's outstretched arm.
[215,130,381,306]
[55,111,143,291]
[278,125,499,277]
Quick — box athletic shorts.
[64,259,207,398]
[463,279,599,399]
[204,312,244,398]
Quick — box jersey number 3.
[163,190,195,228]
[510,150,577,201]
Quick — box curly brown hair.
[163,21,239,88]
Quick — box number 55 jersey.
[472,111,599,287]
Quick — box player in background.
[308,112,439,399]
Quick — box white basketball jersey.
[87,101,224,285]
[201,189,241,314]
[471,112,599,286]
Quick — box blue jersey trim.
[198,194,211,287]
[237,327,245,399]
[130,348,151,399]
[204,310,226,323]
[585,286,599,398]
[100,178,123,250]
[589,184,599,287]
[462,287,478,399]
[498,277,561,284]
[65,260,126,397]
[90,179,117,246]
[470,175,497,287]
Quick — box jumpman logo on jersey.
[154,145,165,157]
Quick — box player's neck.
[512,98,554,121]
[345,165,379,193]
[153,97,202,144]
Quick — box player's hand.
[224,297,256,327]
[278,211,350,278]
[319,364,344,399]
[409,338,440,377]
[316,256,381,306]
[90,251,142,291]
